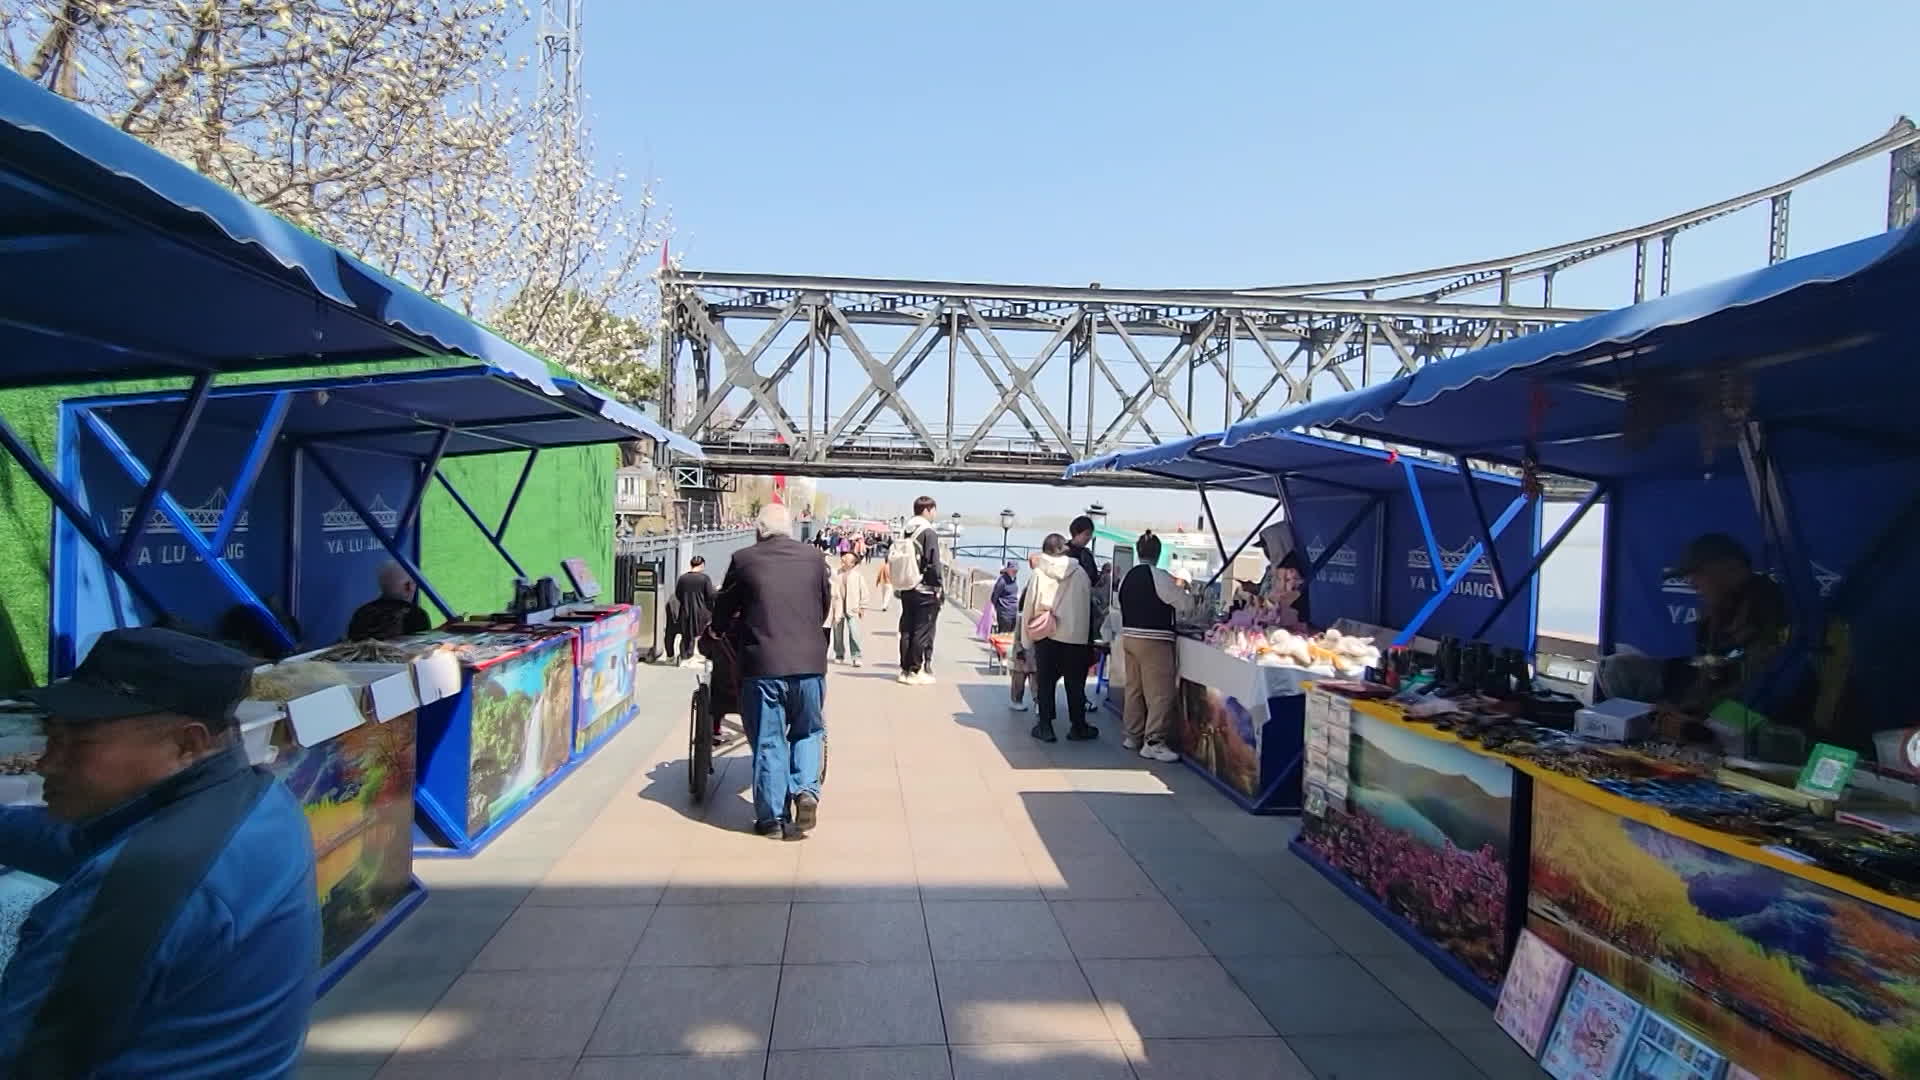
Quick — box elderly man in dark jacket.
[712,503,834,839]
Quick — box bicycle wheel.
[689,686,712,802]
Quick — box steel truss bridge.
[660,120,1920,488]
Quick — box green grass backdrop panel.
[0,359,614,690]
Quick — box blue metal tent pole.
[306,447,455,621]
[1393,494,1527,646]
[1401,460,1445,587]
[1194,484,1234,567]
[0,414,169,619]
[396,427,452,537]
[1736,422,1822,712]
[1200,497,1282,591]
[1309,496,1384,578]
[1738,423,1819,639]
[285,445,304,629]
[1271,475,1308,564]
[76,409,295,649]
[117,371,213,561]
[495,449,539,542]
[434,470,528,579]
[1469,483,1604,641]
[1454,457,1508,600]
[1598,484,1621,654]
[209,392,290,553]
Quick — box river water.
[951,507,1603,641]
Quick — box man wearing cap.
[0,628,319,1078]
[1597,533,1788,725]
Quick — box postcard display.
[564,605,641,756]
[1296,688,1528,994]
[1171,636,1309,813]
[1497,934,1731,1080]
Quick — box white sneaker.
[911,672,936,686]
[1139,740,1179,763]
[1121,735,1141,751]
[1010,699,1029,712]
[895,673,915,685]
[852,658,862,668]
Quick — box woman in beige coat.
[1020,533,1097,742]
[829,551,869,665]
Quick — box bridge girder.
[658,120,1920,486]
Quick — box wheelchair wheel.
[689,685,713,802]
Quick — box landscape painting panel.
[1529,783,1920,1080]
[270,714,417,966]
[1301,712,1515,984]
[465,639,576,835]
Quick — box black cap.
[1665,532,1752,578]
[23,627,254,727]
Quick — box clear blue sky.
[585,0,1911,530]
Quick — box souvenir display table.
[388,627,580,855]
[555,604,641,757]
[1299,685,1920,1080]
[238,663,425,991]
[1171,635,1312,813]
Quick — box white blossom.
[3,0,670,405]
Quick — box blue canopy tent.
[54,367,693,673]
[1217,224,1920,739]
[1067,429,1542,650]
[0,67,698,672]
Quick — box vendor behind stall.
[1251,523,1312,628]
[345,562,431,642]
[1598,533,1789,734]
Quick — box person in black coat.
[673,556,717,663]
[711,504,833,840]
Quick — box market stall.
[0,68,700,984]
[1235,223,1920,1078]
[46,368,690,855]
[1066,430,1540,812]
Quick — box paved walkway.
[302,605,1546,1080]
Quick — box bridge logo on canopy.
[1405,540,1497,599]
[1307,536,1359,586]
[117,487,249,536]
[322,496,399,533]
[1659,562,1841,624]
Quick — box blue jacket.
[991,573,1021,621]
[0,747,319,1078]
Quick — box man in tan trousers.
[1117,532,1197,762]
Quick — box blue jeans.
[741,675,826,825]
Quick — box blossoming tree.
[3,0,668,404]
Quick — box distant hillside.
[1352,740,1511,858]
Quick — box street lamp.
[999,508,1016,563]
[949,511,964,538]
[1084,502,1108,560]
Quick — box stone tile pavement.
[301,604,1546,1080]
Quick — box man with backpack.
[890,495,944,685]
